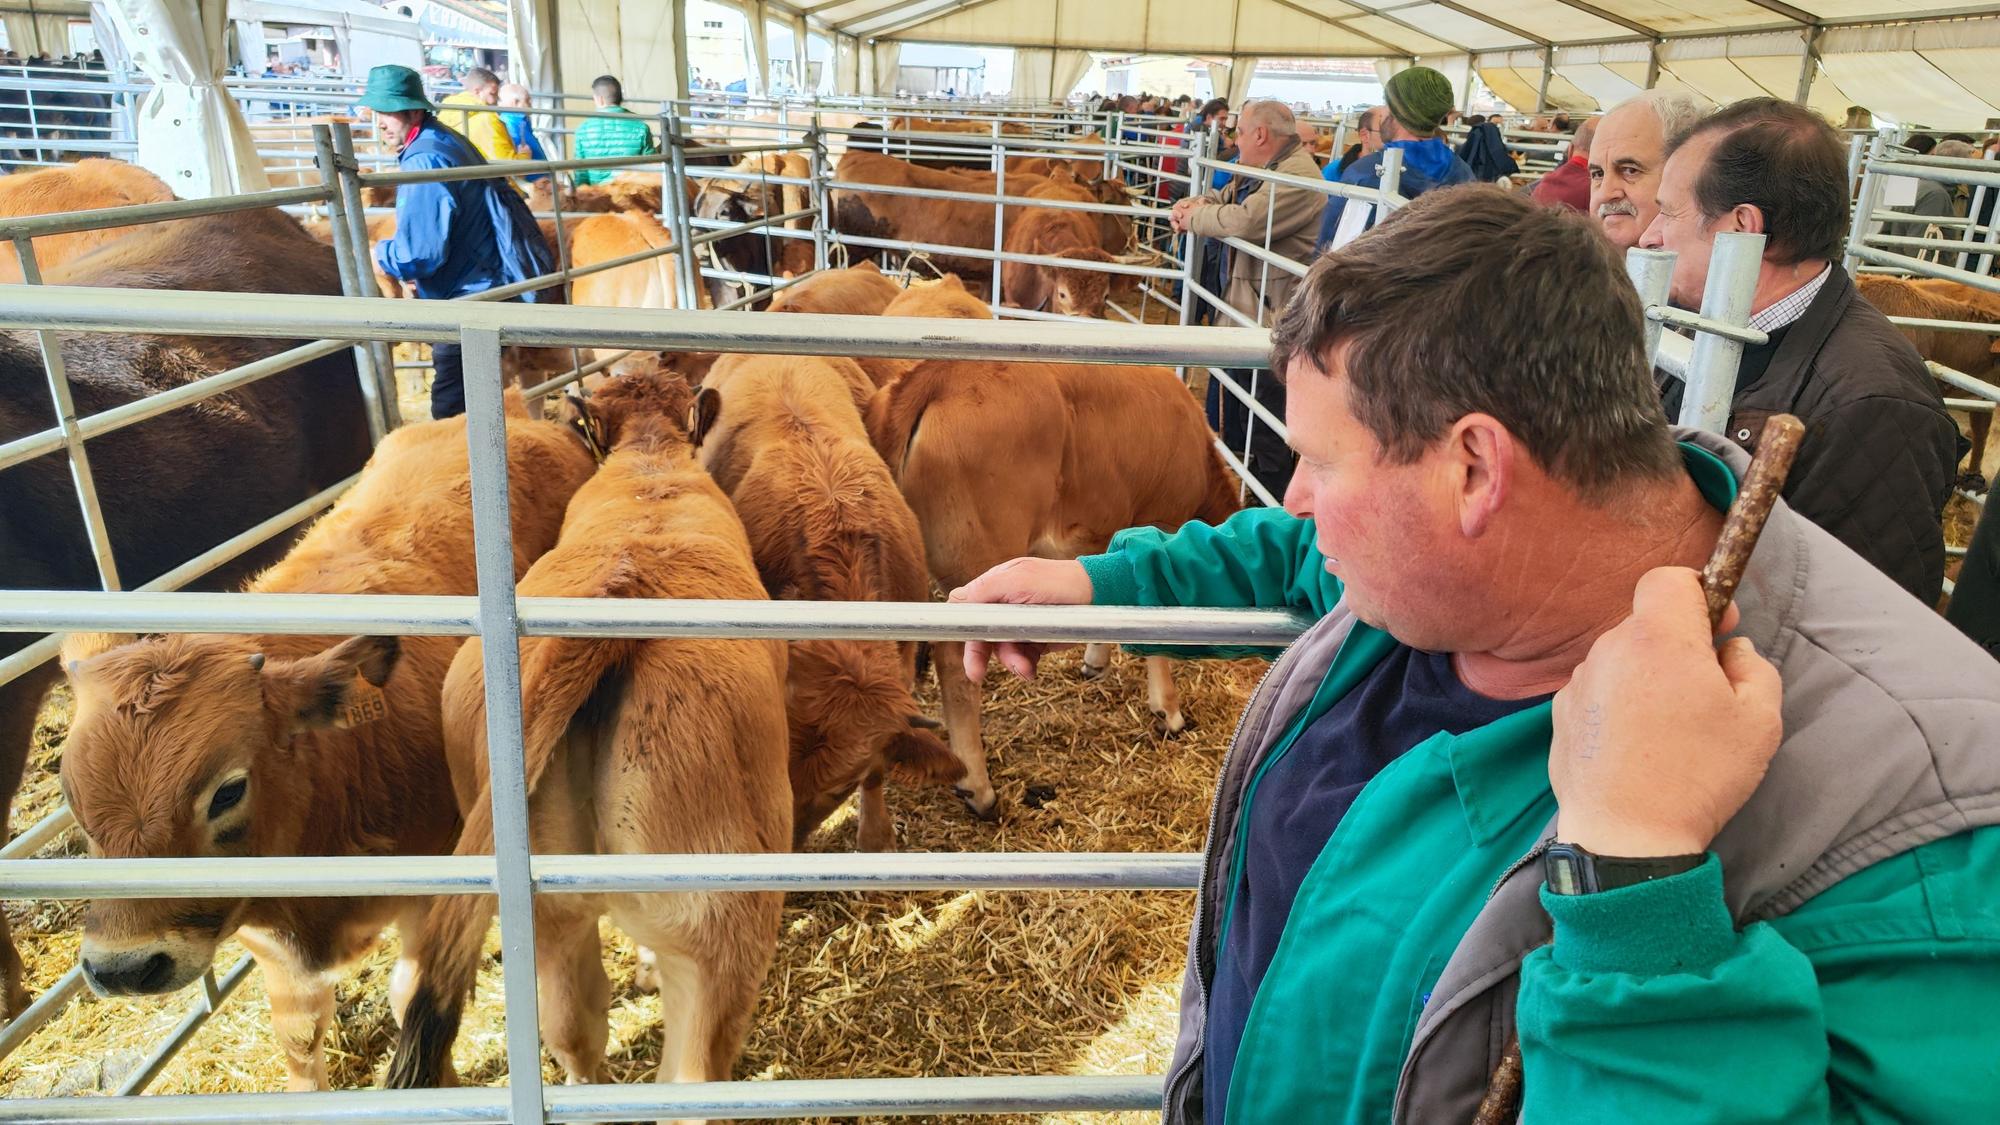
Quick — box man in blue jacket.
[357,65,555,419]
[1317,66,1474,253]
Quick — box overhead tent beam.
[1540,0,1660,41]
[841,0,968,37]
[1424,0,1549,48]
[1796,23,1822,104]
[1735,0,1816,24]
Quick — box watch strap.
[1544,843,1706,895]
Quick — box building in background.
[379,0,506,76]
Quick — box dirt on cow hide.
[0,649,1264,1125]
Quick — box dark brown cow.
[1857,275,1998,490]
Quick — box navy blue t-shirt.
[1204,645,1549,1116]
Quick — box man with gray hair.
[1172,97,1329,496]
[1588,88,1709,250]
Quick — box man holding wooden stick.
[954,188,2000,1123]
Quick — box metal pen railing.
[0,290,1278,1123]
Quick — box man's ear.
[1450,413,1513,539]
[262,636,401,734]
[1728,202,1767,236]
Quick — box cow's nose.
[82,950,176,995]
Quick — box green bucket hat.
[1383,66,1455,134]
[357,64,433,114]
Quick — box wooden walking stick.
[1470,414,1806,1125]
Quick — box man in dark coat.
[357,64,556,420]
[1642,98,1960,603]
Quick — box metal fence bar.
[0,185,335,242]
[0,852,1203,900]
[114,955,256,1096]
[0,592,1310,647]
[15,239,120,593]
[313,124,389,444]
[1626,248,1675,365]
[0,286,1271,368]
[1676,232,1766,433]
[458,327,545,1125]
[329,122,402,430]
[0,965,84,1061]
[2,1074,1163,1123]
[1648,304,1770,347]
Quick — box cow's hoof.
[1152,712,1192,740]
[954,787,1001,822]
[1956,471,1989,495]
[1078,661,1108,681]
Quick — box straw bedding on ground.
[0,649,1269,1125]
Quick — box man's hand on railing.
[948,558,1095,681]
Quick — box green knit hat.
[357,65,433,114]
[1384,66,1455,133]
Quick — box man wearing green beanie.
[1317,66,1475,253]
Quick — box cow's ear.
[263,636,401,735]
[857,260,880,274]
[690,386,722,449]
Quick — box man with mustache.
[1588,90,1708,251]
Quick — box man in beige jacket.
[1173,97,1328,497]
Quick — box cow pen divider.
[0,289,1284,1122]
[1842,136,2000,586]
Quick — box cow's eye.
[208,778,248,820]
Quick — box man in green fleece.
[953,187,2000,1123]
[570,74,657,186]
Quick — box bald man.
[1532,116,1599,212]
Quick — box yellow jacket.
[436,92,517,162]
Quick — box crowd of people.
[1156,67,1990,657]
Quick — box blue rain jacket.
[376,119,555,302]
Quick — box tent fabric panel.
[1540,67,1598,110]
[1660,29,1808,62]
[1556,39,1651,66]
[1468,0,1631,44]
[1568,0,1775,34]
[1555,59,1646,106]
[1345,14,1457,55]
[1056,4,1129,51]
[1144,0,1237,54]
[1391,4,1534,51]
[1728,51,1857,120]
[1236,0,1404,55]
[1288,0,1373,21]
[1920,47,2000,118]
[1477,62,1544,109]
[1657,55,1775,103]
[1816,49,2000,129]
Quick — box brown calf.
[1002,186,1117,317]
[693,353,962,850]
[866,343,1240,816]
[1857,275,1997,489]
[57,394,594,1089]
[766,260,902,316]
[387,371,789,1103]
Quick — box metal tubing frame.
[459,327,546,1125]
[2,1074,1163,1123]
[1625,248,1676,365]
[329,121,402,431]
[313,124,390,443]
[1676,232,1766,433]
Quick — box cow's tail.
[384,629,635,1090]
[865,357,958,481]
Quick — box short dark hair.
[1269,186,1680,497]
[464,67,499,89]
[1197,97,1229,121]
[1666,97,1848,266]
[1907,133,1938,155]
[593,74,624,104]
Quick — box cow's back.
[1054,363,1239,531]
[0,158,176,283]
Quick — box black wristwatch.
[1543,842,1706,895]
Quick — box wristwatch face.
[1545,847,1591,895]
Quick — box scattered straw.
[2,649,1266,1125]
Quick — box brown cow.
[1857,275,1998,489]
[692,353,961,850]
[866,319,1241,816]
[1004,175,1119,317]
[831,151,1045,284]
[387,370,789,1097]
[766,260,902,316]
[57,394,594,1089]
[0,158,175,283]
[527,173,667,217]
[0,196,375,1023]
[567,208,708,377]
[852,275,995,391]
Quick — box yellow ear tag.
[334,679,388,729]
